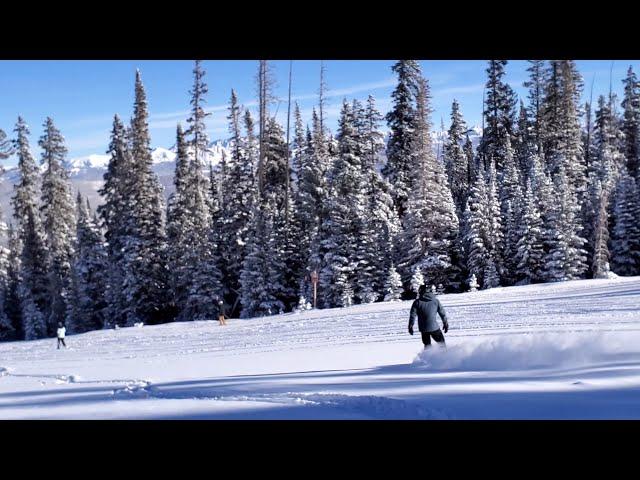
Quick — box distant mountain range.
[0,128,482,224]
[0,140,231,223]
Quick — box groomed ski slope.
[2,276,640,419]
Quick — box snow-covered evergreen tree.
[11,118,49,338]
[515,100,535,187]
[306,106,337,276]
[498,136,523,285]
[591,94,624,181]
[318,100,365,308]
[462,171,490,288]
[240,117,294,317]
[444,99,470,216]
[122,70,170,325]
[0,218,15,341]
[0,303,13,341]
[244,109,258,179]
[295,118,327,301]
[97,115,131,328]
[240,203,285,317]
[39,117,76,335]
[166,124,191,316]
[363,95,385,172]
[383,60,422,219]
[291,102,305,185]
[460,157,503,291]
[219,89,257,308]
[541,166,588,281]
[523,60,547,153]
[464,134,477,186]
[582,94,624,276]
[19,210,49,340]
[483,258,500,289]
[11,117,41,233]
[180,62,223,320]
[514,177,545,284]
[467,273,479,292]
[69,194,107,333]
[3,225,22,339]
[264,118,298,309]
[610,170,640,276]
[291,110,314,304]
[409,268,424,296]
[479,60,517,173]
[383,264,403,301]
[343,99,377,304]
[621,66,640,182]
[0,127,13,162]
[397,77,459,292]
[485,160,504,281]
[357,96,400,301]
[542,60,586,193]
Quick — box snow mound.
[301,393,451,420]
[412,332,640,371]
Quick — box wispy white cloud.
[149,111,230,131]
[146,78,397,130]
[149,102,234,121]
[432,83,485,96]
[63,114,118,130]
[290,77,396,103]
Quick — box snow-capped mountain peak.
[66,154,111,174]
[151,147,177,164]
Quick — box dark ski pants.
[57,338,66,349]
[421,330,445,348]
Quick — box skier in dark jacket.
[408,285,449,348]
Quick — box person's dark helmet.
[418,284,427,296]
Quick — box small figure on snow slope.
[57,322,67,349]
[217,299,228,326]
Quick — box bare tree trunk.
[592,187,611,278]
[585,74,595,173]
[481,86,486,170]
[319,61,326,137]
[285,60,293,222]
[258,60,267,196]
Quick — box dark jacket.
[408,292,448,333]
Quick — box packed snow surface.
[2,277,640,419]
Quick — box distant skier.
[56,322,67,349]
[217,300,228,326]
[408,284,449,349]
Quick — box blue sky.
[1,59,639,165]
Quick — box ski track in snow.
[0,367,449,419]
[2,277,640,419]
[108,380,451,419]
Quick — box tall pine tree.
[39,117,76,334]
[122,70,170,325]
[383,60,422,219]
[69,194,107,333]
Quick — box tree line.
[0,59,639,341]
